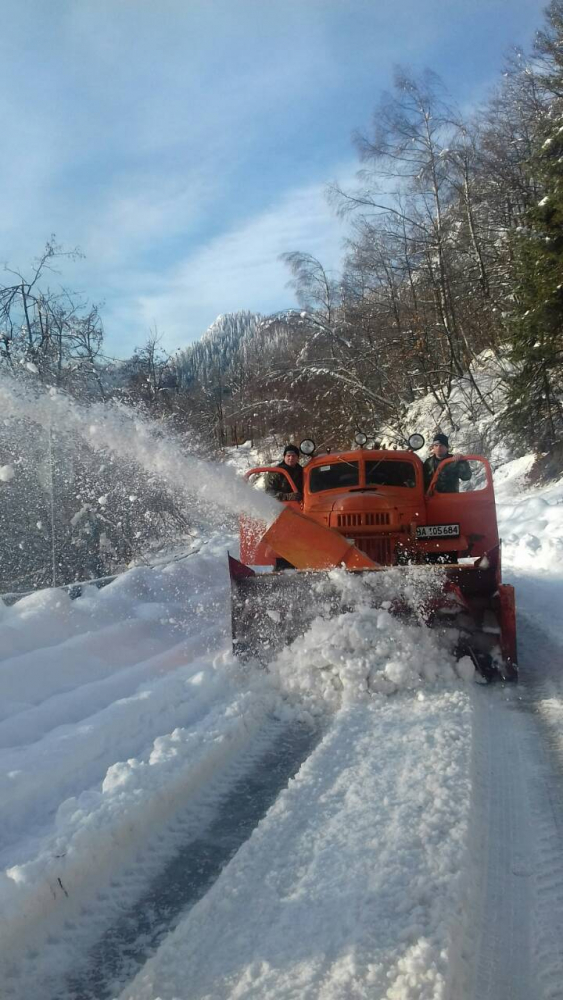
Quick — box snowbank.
[496,465,563,572]
[0,679,271,966]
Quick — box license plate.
[416,523,460,539]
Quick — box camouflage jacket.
[423,455,472,493]
[265,461,303,500]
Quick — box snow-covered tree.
[503,2,563,453]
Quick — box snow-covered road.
[1,472,563,999]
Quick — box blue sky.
[0,0,548,357]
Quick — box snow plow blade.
[228,555,517,682]
[229,557,356,660]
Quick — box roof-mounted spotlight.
[408,433,425,451]
[300,439,316,456]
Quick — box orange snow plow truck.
[229,435,517,682]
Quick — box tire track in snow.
[516,616,563,1000]
[459,686,533,1000]
[459,612,563,1000]
[65,721,321,1000]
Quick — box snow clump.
[0,464,15,482]
[269,604,469,714]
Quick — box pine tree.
[503,2,563,454]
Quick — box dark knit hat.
[283,444,300,457]
[432,433,449,447]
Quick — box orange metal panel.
[424,456,498,559]
[241,466,302,565]
[261,506,378,570]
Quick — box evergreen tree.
[503,2,563,453]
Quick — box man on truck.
[423,433,472,493]
[265,444,304,501]
[265,444,304,570]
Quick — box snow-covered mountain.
[175,311,264,381]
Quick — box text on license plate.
[416,523,460,539]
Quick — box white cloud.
[102,168,356,353]
[81,169,221,267]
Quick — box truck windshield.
[309,462,359,493]
[365,460,416,488]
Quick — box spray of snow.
[0,379,278,529]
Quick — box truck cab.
[241,441,498,568]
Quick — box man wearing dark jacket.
[266,444,304,501]
[265,444,303,571]
[423,433,472,493]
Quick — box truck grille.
[336,512,390,528]
[353,536,393,565]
